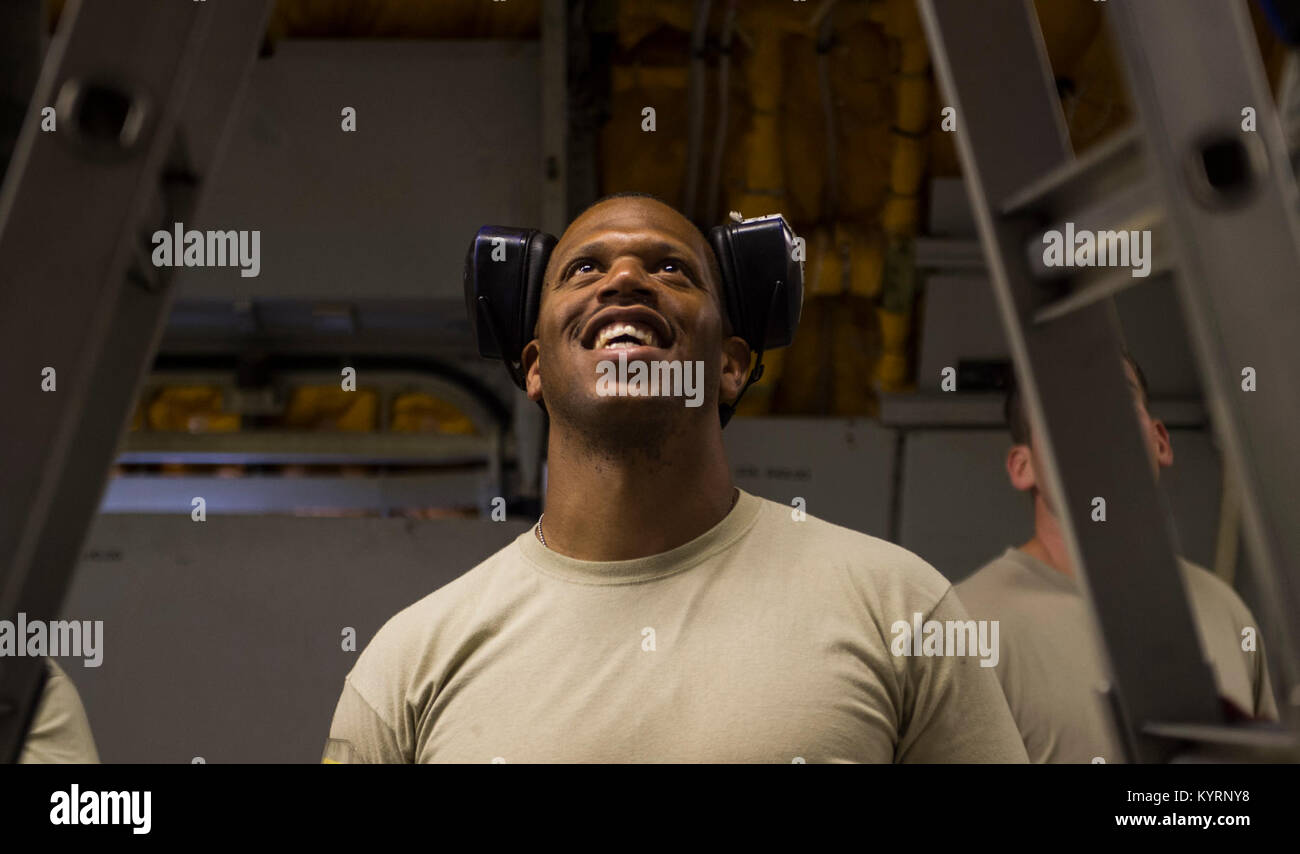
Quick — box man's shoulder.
[1178,558,1256,622]
[953,550,1025,611]
[44,657,70,682]
[354,534,526,671]
[753,497,953,606]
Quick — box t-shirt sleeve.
[895,588,1029,763]
[1203,565,1280,723]
[19,659,100,764]
[323,677,408,764]
[1252,633,1280,721]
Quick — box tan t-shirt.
[955,547,1278,764]
[19,658,100,764]
[325,489,1029,763]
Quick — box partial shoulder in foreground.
[758,497,953,606]
[355,537,522,667]
[1178,558,1258,619]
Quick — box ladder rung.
[1143,721,1300,753]
[1024,181,1164,282]
[1031,242,1173,324]
[1000,125,1144,219]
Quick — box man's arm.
[895,589,1029,763]
[323,677,408,764]
[1251,633,1280,721]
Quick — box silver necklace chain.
[535,488,738,550]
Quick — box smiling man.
[323,193,1029,763]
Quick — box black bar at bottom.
[0,763,1292,840]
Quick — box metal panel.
[926,176,976,236]
[722,417,896,538]
[58,514,530,762]
[916,275,1010,391]
[899,429,1034,582]
[173,41,543,303]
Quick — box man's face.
[519,198,750,434]
[1008,360,1174,504]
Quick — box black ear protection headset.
[463,212,804,427]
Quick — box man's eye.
[567,260,598,278]
[659,259,687,275]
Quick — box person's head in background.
[1003,352,1173,524]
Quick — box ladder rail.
[1106,0,1300,728]
[918,0,1227,763]
[0,0,271,763]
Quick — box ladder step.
[1000,126,1144,219]
[1001,125,1165,294]
[1024,180,1164,282]
[1142,721,1300,753]
[1031,236,1172,324]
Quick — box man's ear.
[719,336,751,407]
[1151,418,1174,468]
[520,339,543,403]
[1007,444,1037,492]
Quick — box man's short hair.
[1004,351,1151,445]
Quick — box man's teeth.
[594,322,659,350]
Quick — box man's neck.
[539,419,737,561]
[1019,494,1075,577]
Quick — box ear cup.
[709,215,803,424]
[708,225,750,346]
[463,226,556,389]
[519,231,555,366]
[709,215,804,352]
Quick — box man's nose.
[598,259,656,302]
